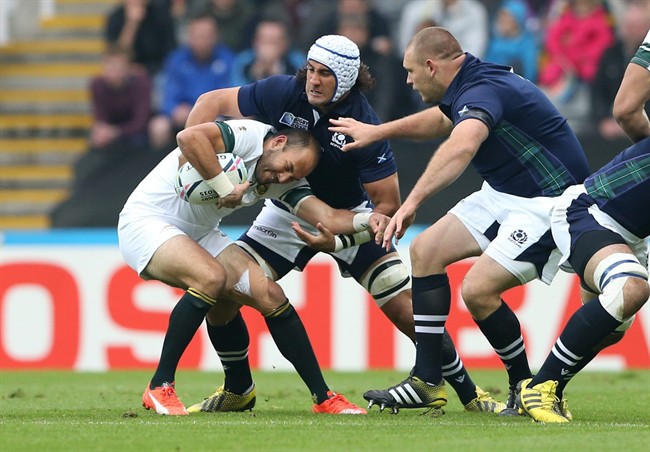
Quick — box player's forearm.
[297,199,372,235]
[406,123,482,208]
[376,107,451,141]
[310,209,359,234]
[176,123,223,178]
[186,87,243,128]
[613,64,650,142]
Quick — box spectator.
[591,2,650,141]
[313,0,394,56]
[338,14,415,121]
[50,45,158,228]
[152,0,204,43]
[247,0,333,53]
[149,13,235,150]
[484,0,540,83]
[397,0,489,57]
[76,44,152,189]
[188,0,255,52]
[105,0,177,76]
[230,18,305,86]
[538,0,615,135]
[538,0,614,88]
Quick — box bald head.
[407,27,463,62]
[402,27,465,104]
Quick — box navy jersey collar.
[440,52,475,112]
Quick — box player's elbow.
[176,127,200,152]
[612,96,639,126]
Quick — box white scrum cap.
[307,35,360,103]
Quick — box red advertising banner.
[1,232,648,371]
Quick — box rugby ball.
[175,153,248,204]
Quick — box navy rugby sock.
[264,300,330,404]
[475,300,532,387]
[441,330,477,405]
[206,311,254,395]
[531,298,621,388]
[411,274,450,384]
[150,290,214,388]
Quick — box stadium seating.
[0,0,114,229]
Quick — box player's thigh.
[463,253,523,300]
[143,234,225,294]
[583,243,634,290]
[410,213,482,275]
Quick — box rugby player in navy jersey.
[518,138,650,423]
[329,27,591,415]
[184,35,505,415]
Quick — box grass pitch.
[1,369,648,451]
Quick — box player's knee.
[193,262,227,300]
[594,253,649,322]
[459,277,483,309]
[361,257,411,306]
[409,235,433,272]
[622,278,650,317]
[266,280,287,306]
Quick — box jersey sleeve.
[219,119,272,164]
[262,179,315,215]
[452,83,502,130]
[631,29,650,70]
[237,75,295,123]
[350,139,397,184]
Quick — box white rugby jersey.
[120,119,313,234]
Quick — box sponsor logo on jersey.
[330,132,347,150]
[377,153,387,164]
[280,112,309,130]
[508,229,528,246]
[253,225,277,238]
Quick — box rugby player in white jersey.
[119,118,386,415]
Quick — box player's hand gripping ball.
[175,153,248,204]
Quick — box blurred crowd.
[50,0,650,227]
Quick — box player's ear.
[272,134,288,150]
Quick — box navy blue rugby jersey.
[439,54,590,198]
[237,75,397,209]
[584,137,650,238]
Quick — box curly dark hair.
[295,62,376,93]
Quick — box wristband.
[205,172,235,198]
[352,212,373,232]
[333,230,372,252]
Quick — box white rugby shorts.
[449,181,561,285]
[118,210,233,276]
[239,199,368,269]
